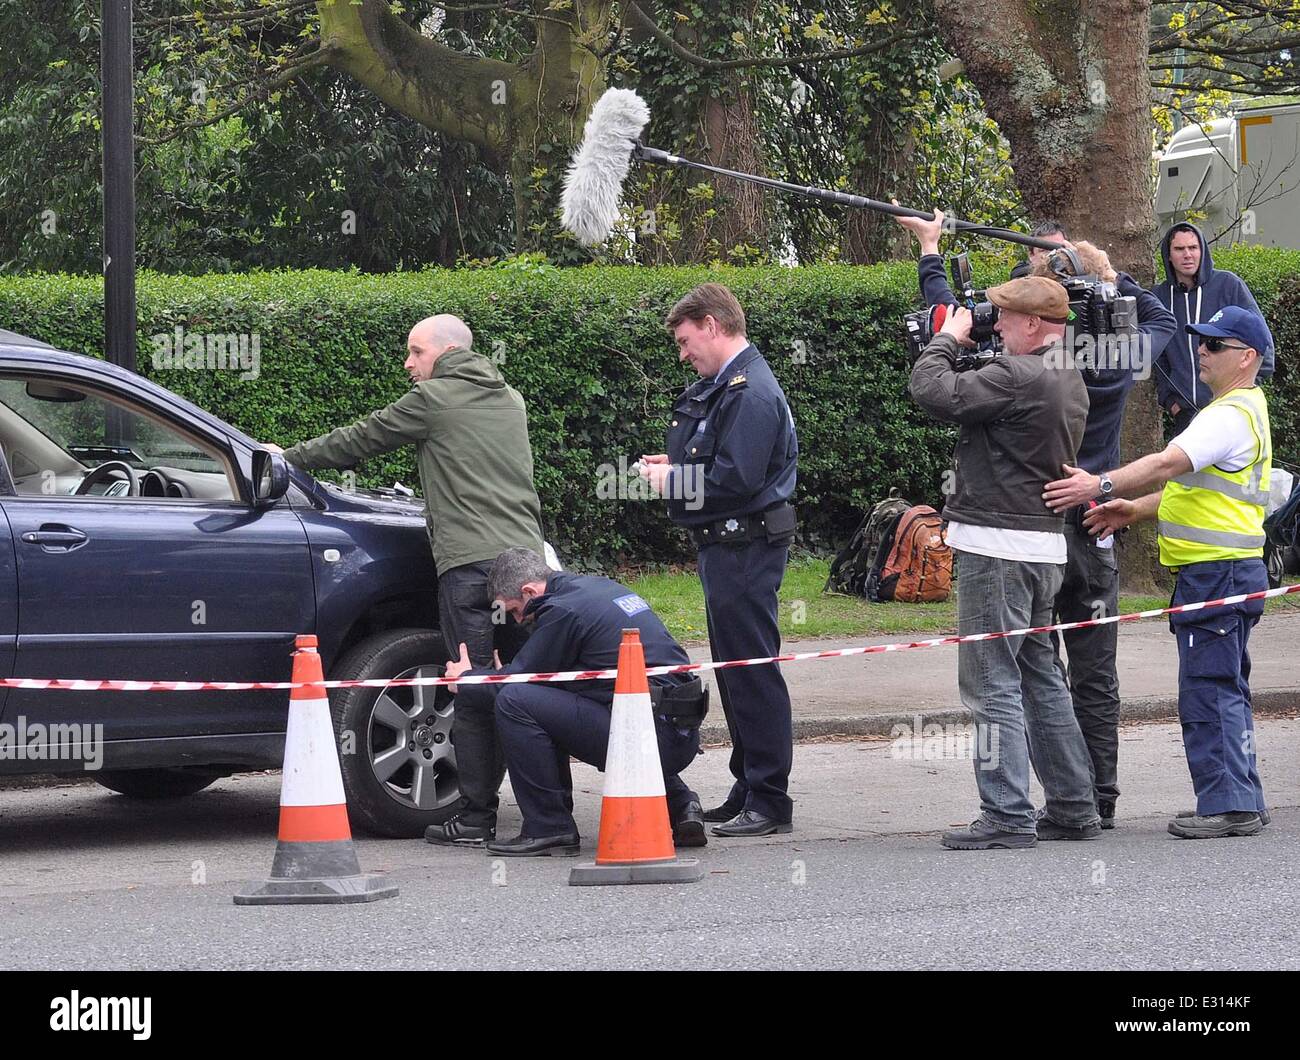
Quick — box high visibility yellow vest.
[1157,386,1271,568]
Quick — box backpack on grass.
[824,488,912,597]
[865,505,952,603]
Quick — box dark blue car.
[0,328,472,837]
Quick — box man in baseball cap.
[1044,301,1275,838]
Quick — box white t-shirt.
[1170,400,1260,473]
[945,521,1066,564]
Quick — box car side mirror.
[252,450,290,507]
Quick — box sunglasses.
[1201,337,1251,353]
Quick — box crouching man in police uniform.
[1044,306,1274,838]
[638,283,799,837]
[441,547,708,856]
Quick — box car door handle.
[21,525,89,552]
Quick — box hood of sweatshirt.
[1159,221,1214,288]
[428,345,508,389]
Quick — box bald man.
[267,314,545,845]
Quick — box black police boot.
[485,832,581,857]
[702,799,744,823]
[673,801,707,848]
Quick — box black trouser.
[438,559,528,828]
[698,538,794,822]
[1049,520,1122,808]
[490,683,700,837]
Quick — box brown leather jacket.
[909,334,1089,533]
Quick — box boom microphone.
[560,88,1060,252]
[560,89,651,247]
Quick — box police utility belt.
[649,677,709,729]
[690,502,797,549]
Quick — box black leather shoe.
[673,801,707,848]
[485,832,581,857]
[1098,800,1116,830]
[702,800,744,823]
[711,810,792,837]
[425,815,495,846]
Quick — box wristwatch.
[1098,472,1115,498]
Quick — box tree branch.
[625,2,923,70]
[140,47,332,146]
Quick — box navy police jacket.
[483,572,692,706]
[664,345,798,527]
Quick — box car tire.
[328,628,461,838]
[95,768,225,799]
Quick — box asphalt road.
[2,717,1297,971]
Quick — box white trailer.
[1155,101,1300,248]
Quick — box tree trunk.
[931,0,1167,592]
[843,108,917,264]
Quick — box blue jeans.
[957,551,1100,833]
[1170,559,1268,815]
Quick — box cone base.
[568,857,703,887]
[234,874,398,905]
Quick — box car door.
[0,371,315,743]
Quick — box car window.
[0,376,240,501]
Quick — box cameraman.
[896,212,1177,830]
[909,278,1100,849]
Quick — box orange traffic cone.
[235,635,398,905]
[569,629,703,886]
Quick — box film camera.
[904,250,1139,370]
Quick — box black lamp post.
[102,0,135,374]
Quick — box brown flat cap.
[986,276,1069,322]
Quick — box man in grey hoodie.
[1153,222,1275,434]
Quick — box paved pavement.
[690,609,1300,739]
[2,717,1297,970]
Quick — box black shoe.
[941,819,1037,850]
[484,832,581,857]
[425,815,495,846]
[1037,816,1103,841]
[702,800,745,823]
[1169,811,1263,838]
[711,810,792,837]
[673,801,708,848]
[1098,800,1116,830]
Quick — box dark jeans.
[698,538,793,822]
[957,551,1099,833]
[1170,559,1269,816]
[491,684,701,837]
[1050,521,1122,809]
[439,559,528,828]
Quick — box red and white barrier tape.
[4,583,1298,694]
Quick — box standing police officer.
[1045,306,1274,838]
[442,548,708,855]
[638,283,799,837]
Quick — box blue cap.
[1186,305,1274,359]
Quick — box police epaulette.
[727,373,748,388]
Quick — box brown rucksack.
[871,505,952,603]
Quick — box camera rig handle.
[632,143,1062,252]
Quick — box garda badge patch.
[614,593,650,617]
[728,373,747,387]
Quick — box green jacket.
[284,346,544,576]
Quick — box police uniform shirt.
[664,344,798,527]
[480,572,691,705]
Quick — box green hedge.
[0,251,1296,567]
